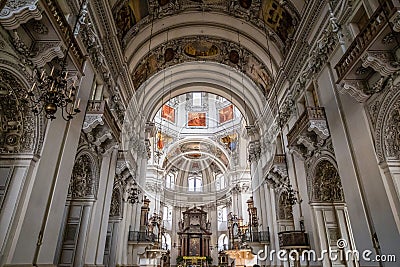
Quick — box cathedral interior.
[0,0,400,267]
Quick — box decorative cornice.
[361,51,400,77]
[30,41,64,67]
[338,80,370,103]
[0,0,42,30]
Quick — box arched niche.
[0,65,45,155]
[68,150,100,200]
[308,158,345,203]
[371,82,400,162]
[110,185,123,219]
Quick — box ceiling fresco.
[113,0,299,50]
[114,0,149,40]
[131,36,273,96]
[162,140,230,170]
[260,0,295,43]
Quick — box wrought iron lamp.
[22,0,89,121]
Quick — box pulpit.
[177,207,212,257]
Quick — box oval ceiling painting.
[184,41,219,58]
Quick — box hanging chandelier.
[22,0,88,121]
[23,65,81,121]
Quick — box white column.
[259,184,268,232]
[269,187,281,267]
[123,202,133,265]
[319,64,400,265]
[109,221,120,267]
[0,157,38,264]
[210,205,218,262]
[131,202,138,231]
[96,148,118,265]
[313,208,330,267]
[379,161,400,231]
[336,206,357,267]
[4,64,94,266]
[134,203,142,232]
[250,159,262,218]
[116,200,129,265]
[85,148,118,265]
[262,184,273,267]
[74,205,92,267]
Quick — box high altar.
[177,207,212,257]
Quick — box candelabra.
[22,66,81,120]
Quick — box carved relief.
[31,20,49,35]
[69,153,98,199]
[277,191,293,220]
[287,107,330,160]
[338,80,370,103]
[0,68,41,154]
[366,80,400,162]
[384,106,400,159]
[110,187,122,217]
[30,41,64,67]
[311,160,344,203]
[361,51,400,78]
[0,88,24,153]
[80,22,111,81]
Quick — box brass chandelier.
[23,65,81,121]
[22,0,88,121]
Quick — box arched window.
[218,234,229,251]
[215,173,225,190]
[162,233,171,250]
[163,205,172,222]
[166,173,175,189]
[218,206,227,222]
[192,92,202,106]
[188,176,202,192]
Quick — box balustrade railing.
[335,1,399,81]
[87,100,106,113]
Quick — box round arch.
[307,156,345,203]
[0,62,45,155]
[134,61,270,126]
[124,12,283,75]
